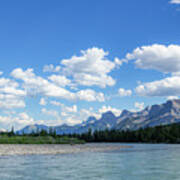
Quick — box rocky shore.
[0,144,131,156]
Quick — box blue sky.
[0,0,180,130]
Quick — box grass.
[0,135,85,144]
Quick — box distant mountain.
[115,99,180,130]
[17,124,49,135]
[17,99,180,134]
[17,111,117,135]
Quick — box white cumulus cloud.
[118,88,132,97]
[135,76,180,97]
[11,68,105,102]
[48,74,71,87]
[41,108,59,118]
[0,112,35,130]
[61,47,116,88]
[167,96,179,100]
[170,0,180,4]
[134,102,145,111]
[98,105,122,116]
[0,96,25,109]
[76,89,105,102]
[0,77,26,109]
[43,64,61,73]
[11,68,75,100]
[126,44,180,74]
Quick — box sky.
[0,0,180,130]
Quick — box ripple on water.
[0,144,180,180]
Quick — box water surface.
[0,143,180,180]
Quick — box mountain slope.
[17,99,180,134]
[17,124,49,134]
[115,100,180,130]
[17,111,117,135]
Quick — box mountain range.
[17,99,180,135]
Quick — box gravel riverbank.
[0,144,131,156]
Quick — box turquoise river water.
[0,143,180,180]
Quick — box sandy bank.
[0,144,131,156]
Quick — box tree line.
[68,123,180,143]
[0,127,57,137]
[2,123,180,144]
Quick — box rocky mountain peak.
[86,116,97,123]
[120,110,131,117]
[101,111,116,119]
[17,99,180,135]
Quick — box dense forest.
[69,123,180,144]
[1,123,180,144]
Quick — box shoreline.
[0,144,131,156]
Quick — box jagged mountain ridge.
[115,99,180,130]
[17,99,180,134]
[17,111,117,135]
